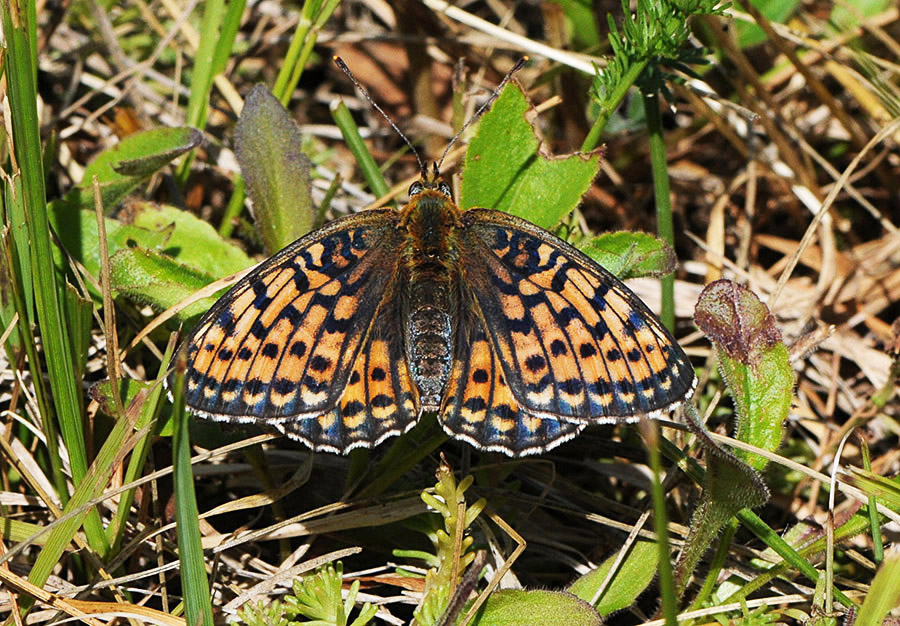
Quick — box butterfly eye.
[438,181,452,197]
[409,181,424,196]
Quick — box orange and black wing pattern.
[440,303,584,456]
[181,209,419,453]
[451,209,695,431]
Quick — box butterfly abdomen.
[401,188,461,411]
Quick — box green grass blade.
[3,0,108,553]
[331,99,390,199]
[171,348,215,626]
[273,0,342,104]
[22,380,152,591]
[212,0,246,76]
[641,420,677,625]
[184,0,226,131]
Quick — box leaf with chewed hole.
[460,84,601,230]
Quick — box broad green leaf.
[579,231,676,280]
[694,279,793,471]
[49,203,168,281]
[236,84,315,254]
[829,0,894,33]
[59,127,202,211]
[568,540,658,614]
[109,244,219,321]
[673,419,769,597]
[127,203,252,276]
[472,590,600,626]
[461,84,601,230]
[49,203,250,304]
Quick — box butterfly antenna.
[436,56,529,172]
[334,56,427,179]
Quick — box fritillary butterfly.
[180,169,696,456]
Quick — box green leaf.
[546,0,600,48]
[0,227,23,351]
[694,279,793,471]
[460,84,601,230]
[127,203,252,276]
[733,0,801,48]
[90,377,155,418]
[3,173,33,324]
[567,540,658,615]
[236,84,315,254]
[854,549,900,626]
[59,127,202,211]
[472,590,601,626]
[62,283,93,385]
[829,0,894,32]
[49,201,250,306]
[1,517,45,544]
[844,469,900,510]
[578,231,676,280]
[49,203,167,280]
[109,244,220,321]
[171,347,215,626]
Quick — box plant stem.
[643,91,675,331]
[581,60,648,152]
[642,418,678,625]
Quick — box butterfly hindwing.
[459,208,696,423]
[183,210,412,436]
[439,306,584,456]
[277,306,419,452]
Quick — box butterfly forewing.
[458,209,696,423]
[183,210,412,434]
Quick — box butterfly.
[179,168,696,456]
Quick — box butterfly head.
[409,164,452,200]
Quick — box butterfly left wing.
[277,305,420,453]
[181,210,420,452]
[455,209,696,424]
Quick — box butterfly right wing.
[439,303,584,456]
[182,209,419,451]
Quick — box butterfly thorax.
[399,181,463,411]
